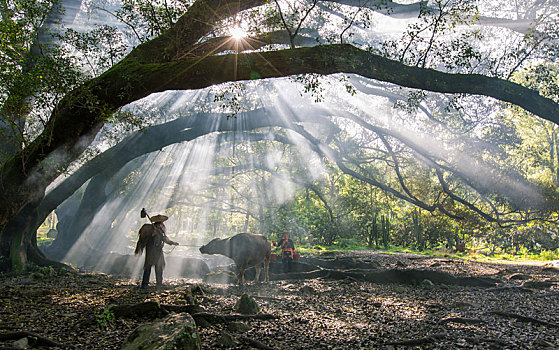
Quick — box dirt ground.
[1,251,558,349]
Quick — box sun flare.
[229,26,247,40]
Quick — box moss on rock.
[122,313,200,350]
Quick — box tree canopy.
[1,0,559,270]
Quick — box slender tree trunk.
[554,130,559,187]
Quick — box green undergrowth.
[36,225,55,246]
[296,242,559,263]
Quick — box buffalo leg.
[254,265,262,282]
[264,258,270,282]
[238,266,245,285]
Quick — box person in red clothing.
[275,231,295,272]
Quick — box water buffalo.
[199,233,270,284]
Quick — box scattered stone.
[122,313,200,350]
[12,337,29,349]
[227,322,251,333]
[217,332,238,347]
[421,279,435,288]
[235,294,259,315]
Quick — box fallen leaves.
[0,251,558,349]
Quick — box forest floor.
[1,251,558,349]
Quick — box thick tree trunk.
[0,195,65,271]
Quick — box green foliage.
[27,264,61,279]
[114,0,192,41]
[97,307,115,328]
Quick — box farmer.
[275,231,295,272]
[134,214,179,288]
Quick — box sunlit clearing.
[229,26,247,40]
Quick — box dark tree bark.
[1,0,559,270]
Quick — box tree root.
[490,311,559,328]
[109,301,168,318]
[463,336,510,347]
[160,304,205,314]
[238,335,276,350]
[191,312,278,324]
[270,268,499,287]
[0,331,75,348]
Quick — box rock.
[396,261,407,268]
[12,337,28,349]
[430,262,441,268]
[235,294,259,315]
[203,270,237,284]
[509,273,531,280]
[421,279,435,288]
[216,333,238,347]
[122,313,200,350]
[227,322,251,333]
[165,257,211,278]
[522,280,556,289]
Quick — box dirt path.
[1,251,558,349]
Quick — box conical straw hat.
[151,214,168,223]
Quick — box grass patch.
[295,243,558,263]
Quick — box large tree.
[1,0,559,270]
